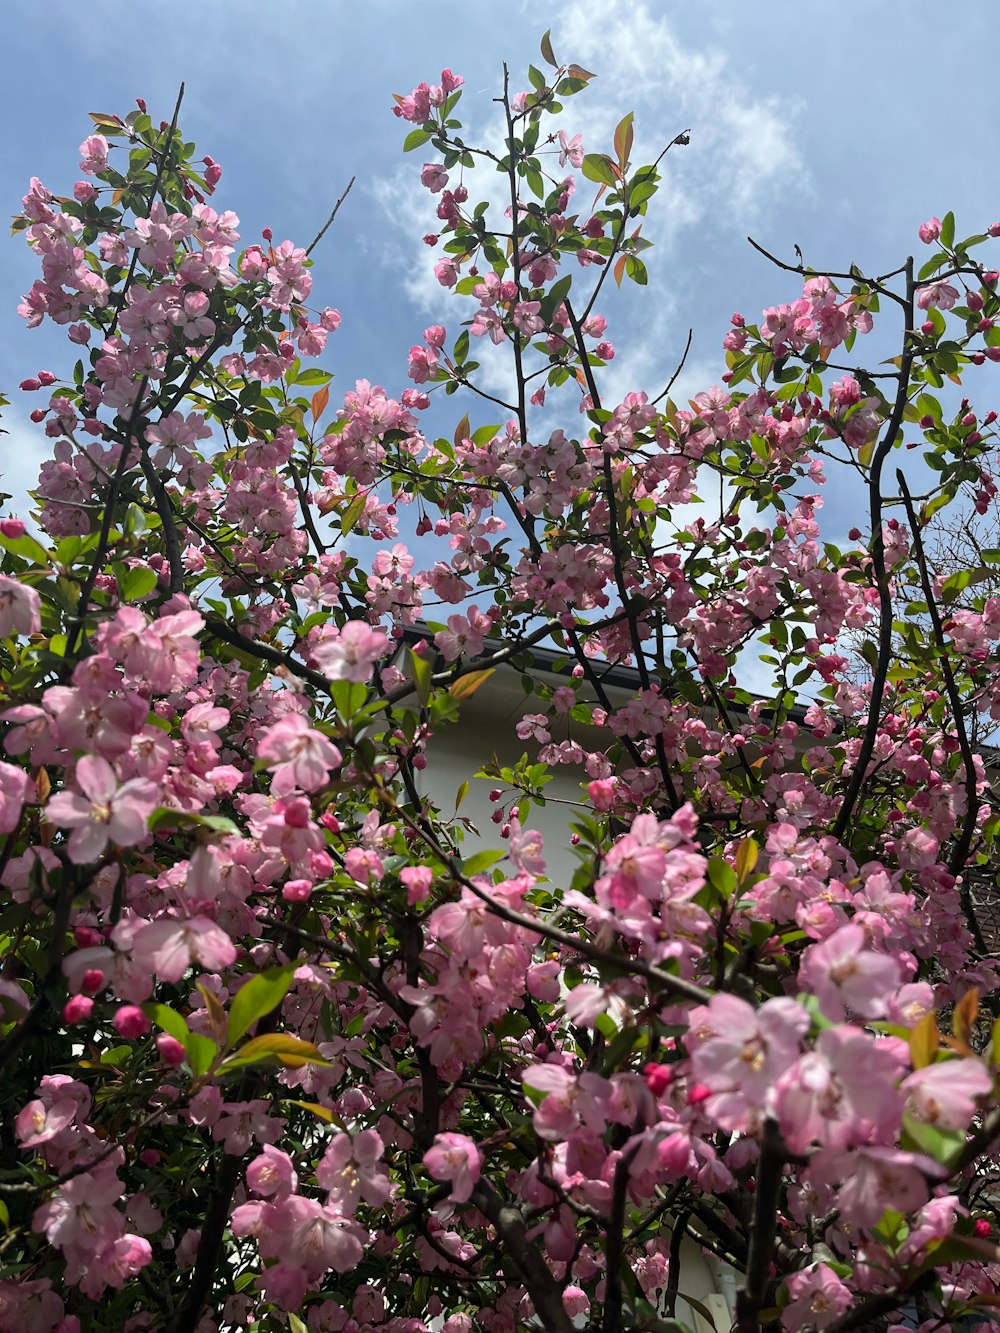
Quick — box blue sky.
[1,0,998,542]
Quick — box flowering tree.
[2,34,1000,1333]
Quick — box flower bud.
[114,1005,151,1039]
[63,995,93,1024]
[156,1034,186,1066]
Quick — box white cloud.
[556,0,804,232]
[367,1,805,426]
[0,413,49,521]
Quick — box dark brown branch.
[138,453,184,595]
[664,1209,691,1319]
[602,1140,642,1333]
[834,257,916,842]
[202,615,331,693]
[0,863,76,1073]
[165,1151,241,1332]
[471,1180,574,1333]
[746,235,908,303]
[897,469,987,951]
[735,1118,785,1333]
[825,1275,935,1333]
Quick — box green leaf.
[580,153,617,187]
[218,1033,331,1073]
[901,1111,966,1168]
[227,964,296,1048]
[410,647,432,706]
[595,1011,617,1040]
[449,668,494,700]
[0,530,50,565]
[286,1100,347,1127]
[940,210,955,249]
[186,1033,218,1077]
[613,112,634,167]
[292,368,333,386]
[463,848,504,876]
[147,808,239,836]
[707,858,737,898]
[540,29,557,66]
[330,678,367,721]
[626,256,648,286]
[402,127,431,152]
[121,565,158,601]
[341,492,366,535]
[142,1002,191,1046]
[941,568,973,601]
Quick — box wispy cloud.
[0,411,50,523]
[368,1,806,422]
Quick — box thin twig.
[652,327,693,406]
[746,235,908,304]
[65,375,149,657]
[305,176,356,257]
[897,469,987,950]
[106,83,186,340]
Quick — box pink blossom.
[507,817,546,876]
[257,714,342,794]
[423,1132,482,1202]
[918,216,942,244]
[78,135,109,176]
[558,131,584,168]
[16,1097,78,1148]
[46,756,159,863]
[420,164,449,193]
[0,574,41,637]
[0,761,33,834]
[233,1194,366,1280]
[127,915,237,984]
[773,1026,904,1153]
[916,280,959,311]
[313,620,389,682]
[434,612,486,661]
[317,1130,393,1211]
[901,1058,993,1130]
[33,1167,123,1260]
[811,1145,938,1229]
[400,864,433,906]
[799,923,901,1021]
[156,1034,185,1066]
[783,1263,852,1330]
[522,1064,611,1140]
[213,1099,283,1155]
[0,977,29,1021]
[686,994,809,1130]
[113,1006,150,1039]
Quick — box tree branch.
[897,469,987,951]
